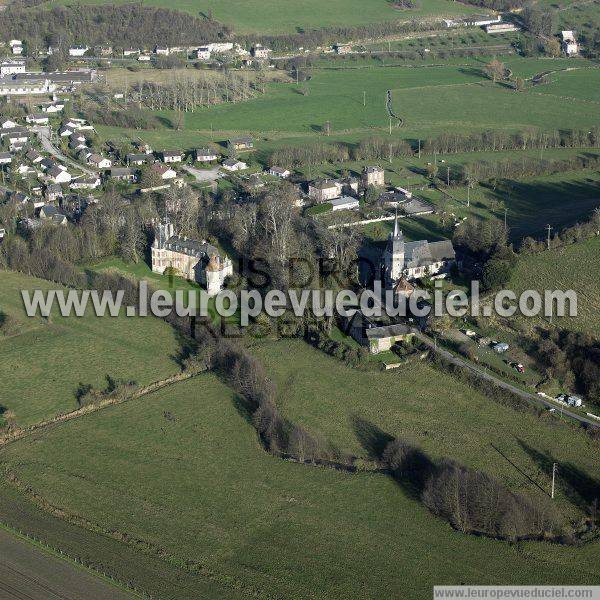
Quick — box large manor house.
[151,222,233,296]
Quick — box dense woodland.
[0,4,231,50]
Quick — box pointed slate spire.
[392,207,402,239]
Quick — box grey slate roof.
[404,240,455,269]
[164,235,220,260]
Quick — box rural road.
[32,126,96,176]
[414,331,600,428]
[0,528,133,599]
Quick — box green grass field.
[0,270,182,427]
[134,63,600,137]
[508,236,600,336]
[43,0,479,34]
[531,67,600,104]
[2,370,599,599]
[251,339,599,502]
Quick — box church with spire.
[381,213,456,292]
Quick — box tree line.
[453,152,600,186]
[382,437,567,542]
[125,73,259,112]
[423,127,600,156]
[269,127,600,169]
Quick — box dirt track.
[0,529,133,599]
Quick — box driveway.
[180,164,221,183]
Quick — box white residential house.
[26,149,43,164]
[17,164,35,175]
[0,152,12,165]
[331,196,359,211]
[195,148,219,162]
[41,102,65,113]
[47,165,72,184]
[123,48,139,57]
[160,151,183,163]
[222,158,248,171]
[2,130,29,144]
[0,118,18,129]
[127,152,154,166]
[109,167,137,182]
[561,31,579,55]
[0,60,26,75]
[87,154,112,169]
[195,47,211,60]
[69,46,89,57]
[26,113,49,125]
[155,46,170,56]
[70,175,101,190]
[138,54,152,62]
[268,166,291,178]
[152,163,177,180]
[58,125,74,137]
[11,42,23,56]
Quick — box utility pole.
[363,90,366,107]
[418,139,421,158]
[551,462,558,499]
[446,166,450,186]
[546,224,552,250]
[467,184,470,207]
[389,117,392,135]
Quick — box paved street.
[32,126,96,176]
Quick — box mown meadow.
[0,270,182,427]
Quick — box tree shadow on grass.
[351,417,435,501]
[351,415,393,460]
[517,439,600,514]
